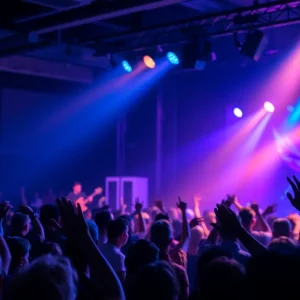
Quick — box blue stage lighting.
[167,52,179,65]
[122,60,132,72]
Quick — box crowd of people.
[0,175,300,299]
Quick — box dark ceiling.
[0,0,299,81]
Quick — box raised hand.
[177,197,187,212]
[154,200,164,212]
[135,198,143,213]
[262,204,277,216]
[287,176,300,211]
[0,201,13,219]
[225,194,237,207]
[56,198,88,238]
[19,204,35,218]
[214,204,242,236]
[250,203,260,215]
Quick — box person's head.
[203,211,217,230]
[199,257,245,300]
[11,213,31,236]
[73,182,82,194]
[94,211,114,233]
[86,220,99,243]
[167,208,179,221]
[119,214,134,235]
[155,213,170,222]
[39,241,63,256]
[11,255,77,300]
[239,207,256,230]
[272,218,292,238]
[40,204,60,231]
[129,261,179,300]
[6,236,31,273]
[150,220,173,251]
[188,225,204,256]
[268,236,298,255]
[107,218,129,248]
[125,239,159,277]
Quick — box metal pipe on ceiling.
[31,0,190,35]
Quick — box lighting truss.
[96,1,300,53]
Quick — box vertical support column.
[155,89,163,196]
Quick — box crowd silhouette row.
[0,175,300,300]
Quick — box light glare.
[167,52,179,65]
[121,60,132,73]
[264,101,275,113]
[143,55,156,69]
[233,108,243,118]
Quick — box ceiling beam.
[86,0,300,53]
[26,0,190,35]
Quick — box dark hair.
[239,208,255,226]
[107,218,128,240]
[155,213,170,222]
[40,205,60,228]
[94,211,113,231]
[150,220,172,248]
[197,246,232,280]
[272,218,292,238]
[73,181,81,187]
[11,213,30,234]
[125,240,159,276]
[199,257,245,300]
[6,236,31,268]
[130,261,179,300]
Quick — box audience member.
[150,219,189,300]
[94,211,113,246]
[272,218,292,238]
[100,218,129,281]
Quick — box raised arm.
[177,198,191,252]
[133,199,146,234]
[57,198,125,300]
[251,203,271,233]
[214,204,268,257]
[19,205,45,242]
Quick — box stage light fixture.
[233,108,243,118]
[143,55,155,69]
[121,60,132,73]
[264,102,275,113]
[181,40,213,70]
[167,52,179,65]
[237,30,268,61]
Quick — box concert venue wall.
[0,73,117,202]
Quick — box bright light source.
[143,55,155,69]
[233,108,243,118]
[264,101,275,113]
[121,60,132,73]
[167,52,179,65]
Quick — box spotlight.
[121,60,132,73]
[264,102,275,113]
[233,108,243,118]
[143,55,155,69]
[167,52,179,65]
